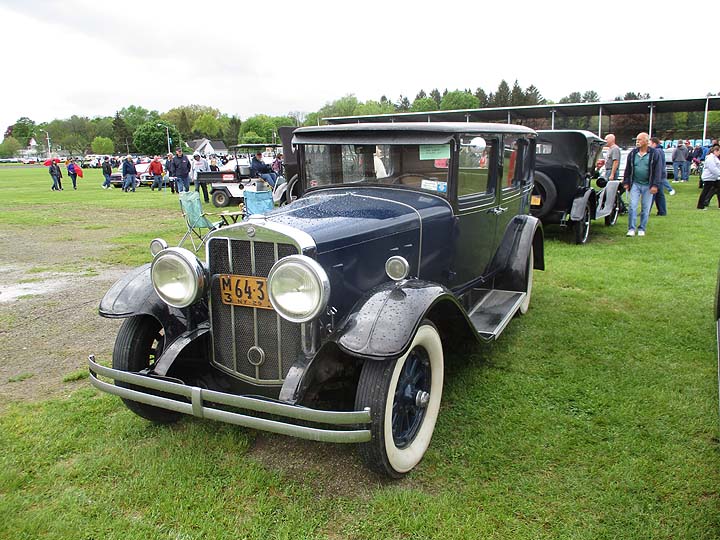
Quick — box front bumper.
[88,356,371,443]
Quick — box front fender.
[333,279,471,360]
[570,189,594,221]
[99,263,208,341]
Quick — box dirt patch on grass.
[0,223,128,409]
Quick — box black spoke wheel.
[112,315,181,423]
[355,321,444,478]
[605,196,619,226]
[573,205,591,244]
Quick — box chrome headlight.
[150,247,207,308]
[268,255,330,323]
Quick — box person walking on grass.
[671,140,688,182]
[191,152,210,202]
[650,137,675,216]
[101,156,113,189]
[623,132,661,237]
[121,155,137,192]
[697,144,720,210]
[49,159,62,191]
[67,158,78,190]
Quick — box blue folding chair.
[244,189,274,216]
[178,191,222,252]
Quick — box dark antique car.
[531,130,622,244]
[89,122,544,478]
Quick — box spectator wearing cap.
[121,155,138,192]
[101,156,113,189]
[169,147,192,192]
[250,151,277,187]
[191,152,210,202]
[671,140,689,183]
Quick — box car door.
[450,134,501,290]
[496,134,533,239]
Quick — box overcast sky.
[1,0,714,135]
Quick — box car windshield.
[301,143,451,193]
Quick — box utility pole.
[41,130,51,157]
[158,123,171,154]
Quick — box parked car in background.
[531,130,621,243]
[89,122,544,478]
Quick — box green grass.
[0,166,719,539]
[62,369,90,383]
[7,373,33,383]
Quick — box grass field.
[0,166,718,539]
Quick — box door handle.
[489,206,508,215]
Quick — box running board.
[467,288,526,341]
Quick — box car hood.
[266,187,452,254]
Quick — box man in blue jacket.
[623,132,661,237]
[170,148,192,192]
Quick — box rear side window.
[503,135,532,188]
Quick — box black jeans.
[697,181,720,208]
[195,179,209,202]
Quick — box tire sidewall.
[381,323,444,475]
[519,246,533,315]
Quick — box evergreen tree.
[395,95,411,112]
[474,88,489,107]
[524,85,545,105]
[429,89,442,107]
[510,80,525,106]
[493,80,511,107]
[112,112,131,154]
[415,89,427,100]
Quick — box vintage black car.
[531,130,622,244]
[89,122,544,478]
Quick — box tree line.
[2,80,718,158]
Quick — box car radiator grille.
[207,237,301,385]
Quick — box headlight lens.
[150,247,206,308]
[268,255,330,323]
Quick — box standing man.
[671,140,688,182]
[650,137,675,216]
[121,155,137,192]
[164,153,176,193]
[191,152,210,202]
[682,141,692,181]
[170,147,192,192]
[623,132,661,237]
[604,134,621,181]
[101,156,113,189]
[148,155,164,191]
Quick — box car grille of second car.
[207,237,301,385]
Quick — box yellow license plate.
[219,274,272,309]
[531,195,542,206]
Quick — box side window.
[501,135,533,188]
[458,136,495,198]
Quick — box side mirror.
[469,137,487,154]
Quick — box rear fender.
[99,264,208,342]
[332,279,475,360]
[492,215,544,292]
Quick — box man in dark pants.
[101,156,113,189]
[650,137,674,216]
[170,148,192,192]
[191,152,210,202]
